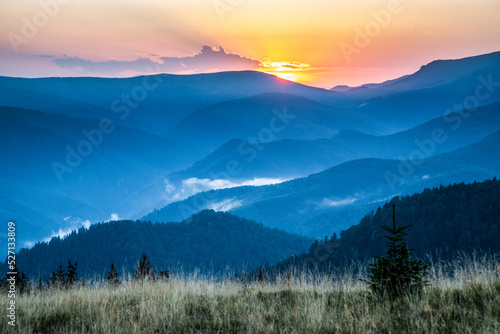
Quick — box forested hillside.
[268,178,500,274]
[9,210,313,279]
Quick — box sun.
[258,60,309,83]
[274,72,299,81]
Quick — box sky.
[1,0,499,88]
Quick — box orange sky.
[1,0,499,88]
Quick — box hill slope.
[162,102,500,185]
[143,129,500,237]
[8,210,313,279]
[268,178,500,274]
[165,92,372,151]
[0,107,205,250]
[353,51,500,131]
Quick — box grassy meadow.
[1,254,499,333]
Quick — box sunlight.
[259,60,309,83]
[274,72,299,81]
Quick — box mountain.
[330,75,411,93]
[2,52,499,139]
[160,102,500,187]
[267,178,500,275]
[7,210,313,279]
[338,51,500,97]
[142,129,500,238]
[0,107,205,250]
[0,71,351,137]
[4,51,500,250]
[344,51,500,131]
[165,92,373,151]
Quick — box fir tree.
[134,253,155,281]
[257,269,265,283]
[11,262,29,294]
[364,204,430,299]
[107,263,120,286]
[66,259,78,287]
[56,261,65,281]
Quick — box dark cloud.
[52,46,262,75]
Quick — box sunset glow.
[1,0,499,88]
[260,61,310,82]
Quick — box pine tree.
[12,262,29,294]
[257,269,265,283]
[134,253,155,281]
[56,261,65,281]
[107,263,120,286]
[364,204,430,299]
[66,259,78,287]
[49,261,67,288]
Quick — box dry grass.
[1,254,499,333]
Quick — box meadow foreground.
[2,255,499,333]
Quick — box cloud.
[23,217,92,248]
[110,213,121,221]
[262,61,310,70]
[240,178,287,187]
[207,198,243,212]
[164,179,176,193]
[318,197,357,208]
[52,45,262,75]
[165,177,287,202]
[51,218,91,238]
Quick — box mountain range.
[1,50,500,252]
[160,102,500,187]
[143,128,500,237]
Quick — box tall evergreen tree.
[107,263,120,286]
[134,253,155,281]
[49,261,66,288]
[66,259,78,287]
[364,204,430,299]
[257,269,265,283]
[11,262,29,294]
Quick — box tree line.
[266,178,500,274]
[0,253,171,294]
